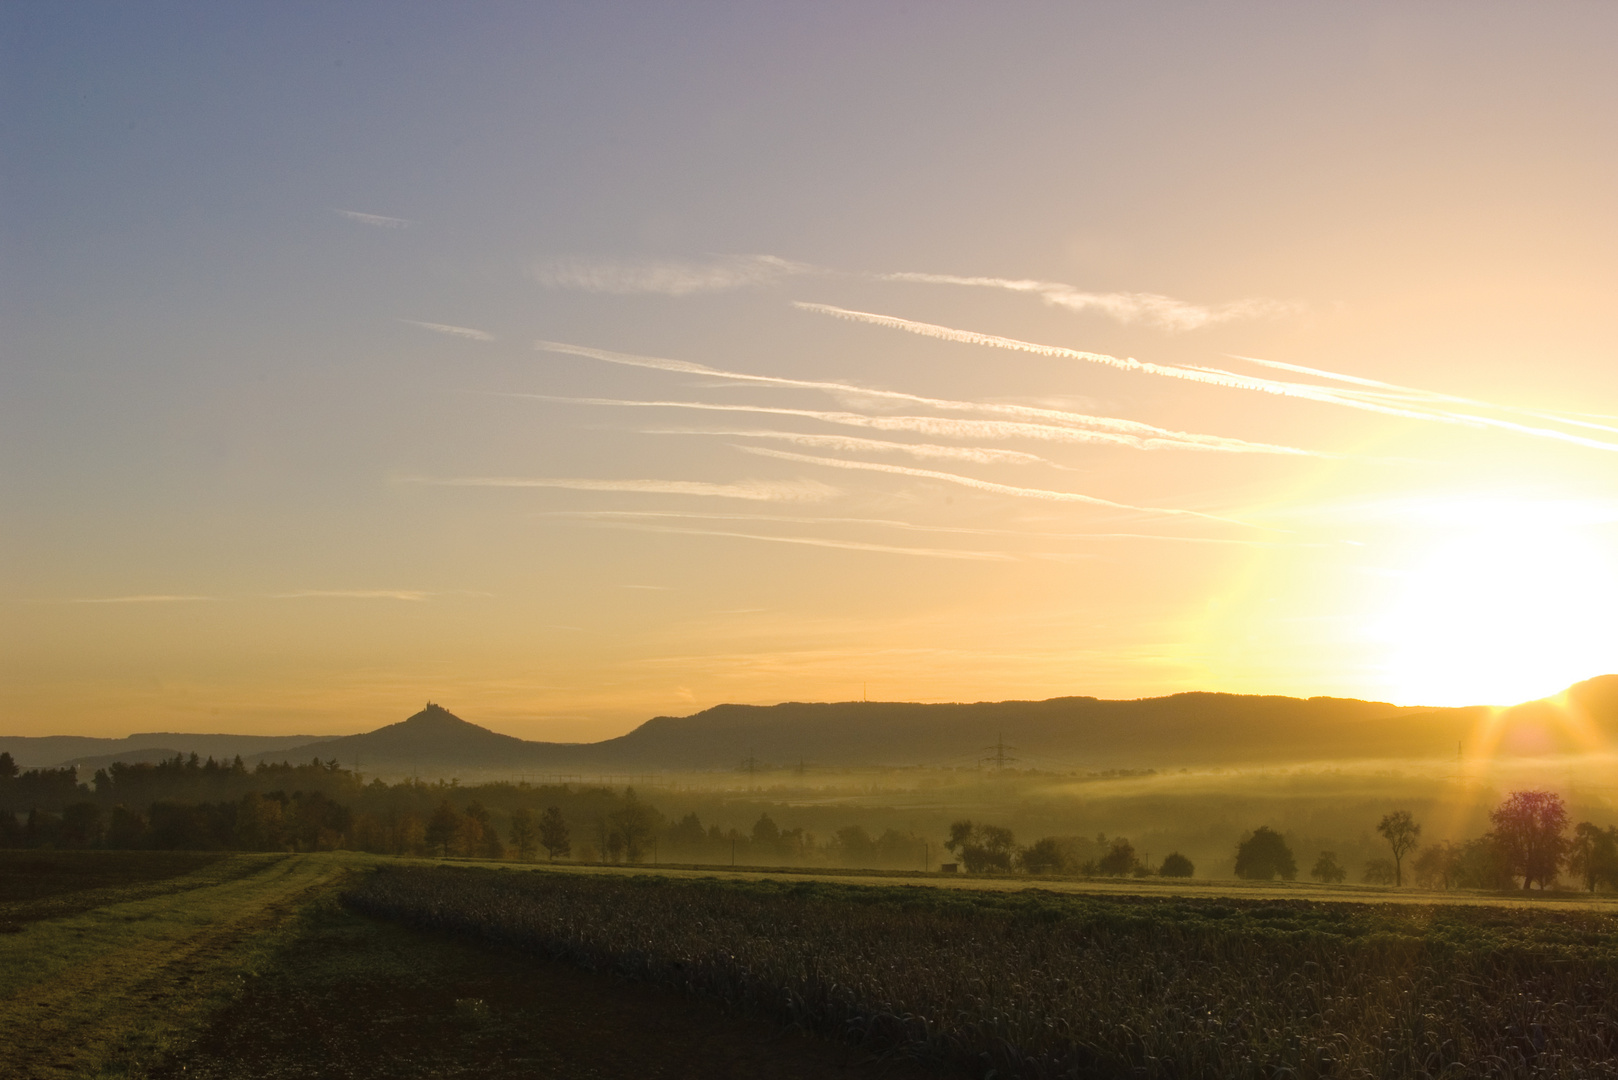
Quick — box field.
[348,864,1618,1080]
[7,850,1618,1078]
[0,851,928,1079]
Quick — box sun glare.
[1374,511,1618,707]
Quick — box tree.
[538,806,570,861]
[942,820,1015,872]
[508,807,538,861]
[1490,790,1569,890]
[1413,842,1460,889]
[1097,837,1138,876]
[1310,851,1346,884]
[751,813,781,846]
[0,807,24,848]
[463,801,504,859]
[0,751,16,780]
[104,805,146,849]
[1020,837,1071,874]
[1362,858,1397,885]
[1234,826,1296,880]
[1568,822,1618,892]
[944,820,975,859]
[610,795,660,863]
[1159,852,1195,878]
[1376,810,1421,887]
[60,802,103,848]
[1453,835,1514,890]
[425,800,462,857]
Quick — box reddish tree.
[1489,790,1569,891]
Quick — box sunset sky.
[6,4,1618,739]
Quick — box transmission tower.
[980,733,1017,771]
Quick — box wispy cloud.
[881,272,1299,331]
[647,428,1056,466]
[533,341,1317,456]
[333,208,411,229]
[517,392,1193,452]
[594,522,1015,561]
[402,476,838,502]
[734,446,1248,524]
[797,303,1618,453]
[271,590,434,601]
[403,320,494,342]
[544,509,1303,547]
[533,255,809,296]
[65,594,214,604]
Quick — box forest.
[5,749,1618,893]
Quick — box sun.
[1374,510,1618,707]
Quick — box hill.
[20,678,1613,779]
[0,732,340,770]
[239,677,1618,776]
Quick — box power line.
[979,733,1017,771]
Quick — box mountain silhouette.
[257,703,533,772]
[233,677,1618,776]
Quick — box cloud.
[403,320,494,342]
[881,272,1300,331]
[402,476,838,502]
[543,509,1303,547]
[591,522,1014,561]
[533,255,810,296]
[522,391,1306,455]
[271,590,434,601]
[65,594,213,604]
[647,428,1056,466]
[733,446,1249,524]
[333,208,411,229]
[533,341,1317,455]
[797,303,1618,453]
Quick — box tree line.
[1231,790,1618,892]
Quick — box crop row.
[344,867,1618,1079]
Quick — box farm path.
[0,854,342,1079]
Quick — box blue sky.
[6,3,1618,737]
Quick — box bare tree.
[1376,810,1421,886]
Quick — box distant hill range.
[0,733,339,771]
[9,677,1615,777]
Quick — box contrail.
[588,522,1015,561]
[1228,354,1618,439]
[543,509,1305,546]
[403,320,494,342]
[65,594,214,604]
[533,340,1317,455]
[734,446,1250,525]
[334,208,411,228]
[533,254,809,295]
[798,303,1618,452]
[645,428,1057,466]
[880,272,1298,331]
[500,392,1243,452]
[401,476,838,501]
[271,590,433,601]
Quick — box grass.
[0,852,348,1078]
[0,850,271,930]
[0,851,931,1078]
[347,864,1618,1080]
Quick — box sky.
[5,3,1618,739]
